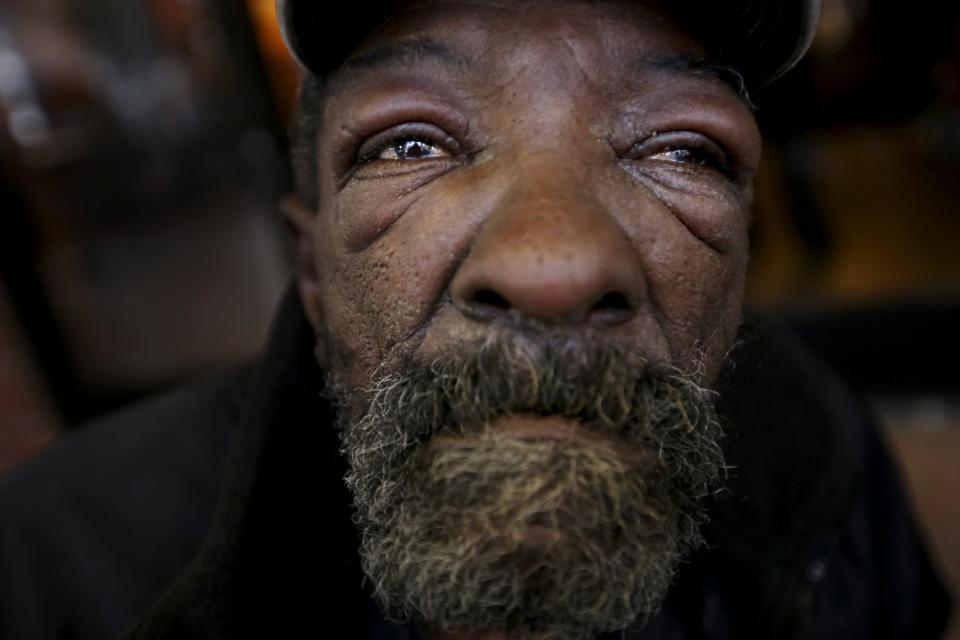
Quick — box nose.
[451,165,645,326]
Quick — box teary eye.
[629,131,732,177]
[652,147,714,167]
[380,138,449,161]
[355,122,460,166]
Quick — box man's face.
[298,0,760,388]
[291,0,760,637]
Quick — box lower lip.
[434,414,650,467]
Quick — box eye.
[378,138,449,161]
[631,132,731,176]
[651,147,718,167]
[356,122,459,165]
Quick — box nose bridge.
[451,152,646,326]
[485,153,612,252]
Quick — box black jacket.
[0,292,950,639]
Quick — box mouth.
[431,413,652,469]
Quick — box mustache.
[333,329,724,500]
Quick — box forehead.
[370,0,699,52]
[328,0,734,96]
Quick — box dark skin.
[286,1,761,637]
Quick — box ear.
[279,193,325,332]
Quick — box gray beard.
[329,330,726,640]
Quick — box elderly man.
[0,1,950,639]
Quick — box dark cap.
[276,0,820,90]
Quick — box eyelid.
[630,131,727,162]
[356,122,462,165]
[626,130,735,180]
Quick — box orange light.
[246,0,300,119]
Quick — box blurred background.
[0,0,956,636]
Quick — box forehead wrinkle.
[479,34,602,102]
[461,12,627,125]
[328,37,474,92]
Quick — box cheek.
[316,175,493,383]
[633,167,749,253]
[647,232,747,382]
[316,240,421,382]
[336,165,459,251]
[608,176,749,381]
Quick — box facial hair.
[329,330,726,640]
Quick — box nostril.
[473,288,511,311]
[594,291,631,312]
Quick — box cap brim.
[276,0,820,90]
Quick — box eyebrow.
[331,38,752,108]
[637,54,754,108]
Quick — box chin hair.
[332,331,726,639]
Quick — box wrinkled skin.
[287,1,761,637]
